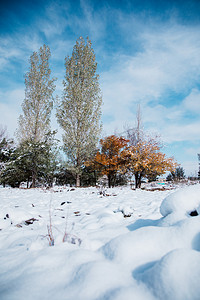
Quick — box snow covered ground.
[0,184,200,300]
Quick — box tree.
[0,126,14,186]
[166,166,185,182]
[146,172,159,182]
[122,106,177,188]
[86,135,129,188]
[1,133,59,188]
[0,126,11,164]
[16,45,56,187]
[174,166,185,181]
[80,165,99,187]
[54,163,76,186]
[125,104,144,147]
[121,137,177,188]
[166,173,173,182]
[56,37,102,187]
[0,145,30,188]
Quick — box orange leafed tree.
[121,137,177,188]
[87,135,129,188]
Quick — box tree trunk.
[135,174,138,189]
[108,173,111,188]
[135,173,142,189]
[135,172,141,189]
[76,173,80,187]
[94,170,97,186]
[32,169,37,188]
[138,175,142,188]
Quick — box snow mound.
[101,215,200,269]
[135,249,200,300]
[1,186,200,299]
[160,184,200,218]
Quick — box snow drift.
[0,184,200,299]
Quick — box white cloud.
[183,89,200,112]
[185,147,200,156]
[181,160,199,177]
[37,2,70,38]
[101,21,200,142]
[162,121,200,143]
[79,0,107,40]
[138,102,200,144]
[0,89,24,137]
[0,38,24,71]
[0,34,44,74]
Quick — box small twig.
[47,191,54,246]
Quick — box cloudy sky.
[1,0,200,175]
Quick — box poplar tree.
[16,45,56,187]
[18,45,56,142]
[57,37,102,187]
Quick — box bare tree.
[123,106,176,188]
[125,104,144,146]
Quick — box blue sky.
[1,0,200,175]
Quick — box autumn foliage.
[121,137,177,188]
[86,135,129,187]
[86,134,177,189]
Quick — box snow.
[160,184,200,226]
[160,184,200,217]
[136,249,200,300]
[0,184,200,299]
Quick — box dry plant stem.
[63,206,71,243]
[47,191,54,246]
[46,192,80,246]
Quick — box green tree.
[0,145,31,188]
[16,45,56,187]
[0,126,12,164]
[174,166,185,180]
[54,162,76,186]
[1,133,59,188]
[166,166,185,182]
[0,126,14,186]
[57,37,102,187]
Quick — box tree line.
[0,37,178,189]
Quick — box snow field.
[0,184,200,299]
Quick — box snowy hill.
[0,184,200,300]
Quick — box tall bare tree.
[123,105,176,188]
[125,104,143,146]
[57,37,102,187]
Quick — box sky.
[1,0,200,176]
